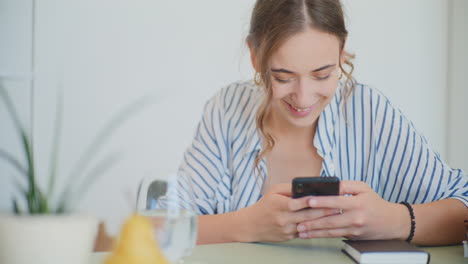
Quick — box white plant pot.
[0,213,98,264]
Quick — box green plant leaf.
[0,149,27,176]
[57,95,154,210]
[12,197,21,214]
[26,187,35,213]
[60,151,123,212]
[0,80,26,137]
[37,188,49,214]
[0,80,40,214]
[26,186,49,214]
[21,132,38,211]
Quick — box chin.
[284,112,320,128]
[288,118,318,128]
[272,101,322,129]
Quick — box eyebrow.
[271,64,336,74]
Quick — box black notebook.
[342,240,430,264]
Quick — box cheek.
[271,84,291,99]
[319,80,339,98]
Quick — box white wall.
[24,0,255,233]
[0,0,33,215]
[1,0,464,233]
[343,0,449,157]
[448,0,468,172]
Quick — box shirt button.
[329,164,335,171]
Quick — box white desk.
[92,238,467,263]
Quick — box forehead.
[270,28,341,72]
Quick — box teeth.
[292,105,310,112]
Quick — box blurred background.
[1,0,467,233]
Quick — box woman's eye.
[314,75,330,81]
[274,77,293,83]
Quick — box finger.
[273,194,294,211]
[308,195,355,210]
[298,227,354,239]
[291,208,342,225]
[339,180,370,196]
[287,196,313,211]
[267,183,292,197]
[297,212,351,232]
[283,223,299,236]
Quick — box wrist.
[197,210,254,245]
[231,207,255,243]
[393,203,412,241]
[399,201,416,242]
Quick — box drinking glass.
[136,169,198,263]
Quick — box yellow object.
[105,214,169,264]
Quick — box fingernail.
[309,199,317,207]
[297,225,306,232]
[299,232,308,239]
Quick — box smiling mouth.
[285,101,318,112]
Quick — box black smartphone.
[292,176,340,198]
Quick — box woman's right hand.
[234,183,341,242]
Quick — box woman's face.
[268,28,343,129]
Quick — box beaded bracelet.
[400,201,415,242]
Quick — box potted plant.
[0,79,152,264]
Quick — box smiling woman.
[173,0,468,247]
[1,0,466,249]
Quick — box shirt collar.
[313,86,341,157]
[240,115,263,158]
[240,84,263,158]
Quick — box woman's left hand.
[296,180,409,240]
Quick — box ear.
[340,51,346,66]
[247,40,259,72]
[339,37,348,66]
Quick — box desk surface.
[92,238,467,264]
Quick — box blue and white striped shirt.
[179,80,468,215]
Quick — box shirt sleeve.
[372,90,468,207]
[177,88,230,215]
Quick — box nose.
[291,78,315,107]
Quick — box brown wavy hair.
[246,0,356,176]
